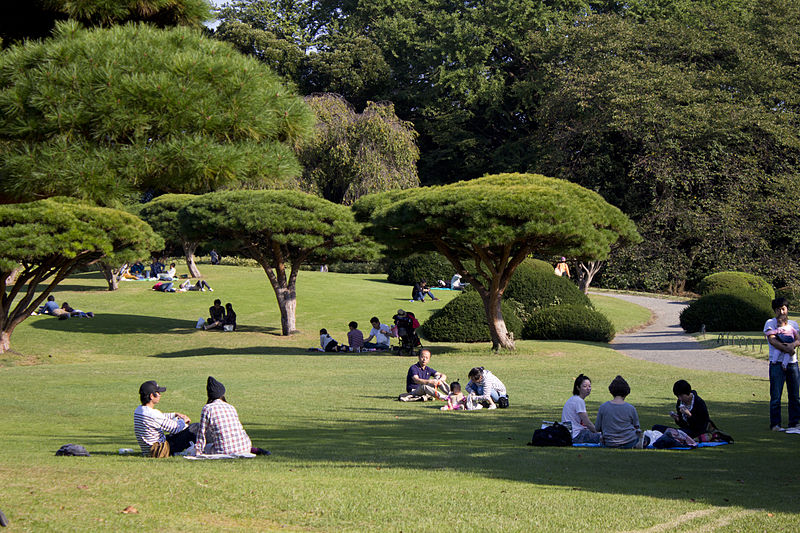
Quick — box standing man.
[764,297,800,431]
[400,349,450,401]
[134,380,195,457]
[363,316,391,350]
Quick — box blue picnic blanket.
[572,441,730,450]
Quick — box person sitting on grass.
[37,295,60,315]
[651,379,711,440]
[399,349,450,401]
[61,302,94,318]
[441,381,466,411]
[205,299,225,330]
[224,303,237,331]
[595,375,642,449]
[178,279,213,292]
[319,328,340,352]
[347,321,364,352]
[465,367,508,409]
[130,260,145,277]
[562,373,601,444]
[363,316,391,350]
[194,376,268,456]
[133,380,195,457]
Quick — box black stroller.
[392,310,422,356]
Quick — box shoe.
[0,508,7,527]
[209,288,213,291]
[771,425,785,432]
[487,404,497,410]
[253,447,271,456]
[634,433,645,449]
[87,312,94,318]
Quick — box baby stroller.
[392,310,422,356]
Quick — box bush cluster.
[386,252,454,285]
[521,305,615,342]
[299,261,386,274]
[421,290,523,343]
[504,264,591,317]
[697,271,775,301]
[776,286,800,303]
[679,291,773,333]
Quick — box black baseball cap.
[139,380,167,396]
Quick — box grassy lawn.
[2,266,798,531]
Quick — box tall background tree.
[354,173,640,351]
[298,93,420,205]
[0,0,212,47]
[179,190,372,335]
[0,198,163,353]
[0,21,315,206]
[136,194,204,278]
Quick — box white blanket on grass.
[184,453,256,460]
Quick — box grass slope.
[1,266,797,532]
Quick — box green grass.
[589,294,652,333]
[2,266,799,531]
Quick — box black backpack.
[528,422,572,447]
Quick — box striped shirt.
[194,400,252,455]
[347,329,364,350]
[133,405,186,455]
[465,370,507,398]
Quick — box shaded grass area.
[1,268,797,531]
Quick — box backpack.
[528,422,572,447]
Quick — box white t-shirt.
[451,274,462,289]
[369,324,391,346]
[764,318,800,364]
[562,395,588,438]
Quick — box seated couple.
[205,299,236,330]
[562,374,718,448]
[37,295,94,318]
[399,351,509,409]
[133,377,268,457]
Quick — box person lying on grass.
[134,380,196,457]
[400,349,450,401]
[562,373,601,444]
[194,376,268,456]
[178,279,213,292]
[595,375,642,449]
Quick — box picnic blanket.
[572,441,730,450]
[184,453,256,460]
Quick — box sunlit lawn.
[1,265,797,531]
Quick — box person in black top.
[223,303,237,331]
[205,299,225,330]
[653,379,711,438]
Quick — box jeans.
[364,342,389,350]
[769,362,800,427]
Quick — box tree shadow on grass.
[244,399,800,516]
[28,313,283,336]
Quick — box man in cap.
[133,380,195,457]
[194,376,254,455]
[399,349,450,401]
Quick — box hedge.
[504,263,591,318]
[421,290,523,343]
[679,291,773,333]
[386,252,453,285]
[697,271,775,301]
[521,305,615,343]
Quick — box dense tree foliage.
[354,173,640,350]
[0,198,162,353]
[0,22,314,206]
[0,0,212,47]
[178,190,371,335]
[298,93,419,205]
[136,194,204,278]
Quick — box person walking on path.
[764,297,800,431]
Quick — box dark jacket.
[676,391,710,438]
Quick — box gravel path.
[599,293,765,377]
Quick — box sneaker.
[0,508,8,527]
[253,447,271,456]
[771,425,785,432]
[487,404,497,410]
[634,433,645,449]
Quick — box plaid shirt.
[195,400,252,455]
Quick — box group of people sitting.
[204,299,236,331]
[316,311,422,353]
[36,295,94,319]
[399,350,509,410]
[152,279,213,293]
[562,373,725,448]
[133,377,268,457]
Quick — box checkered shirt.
[195,399,252,455]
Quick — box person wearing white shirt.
[363,316,391,350]
[562,373,601,443]
[764,297,800,431]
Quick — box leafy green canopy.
[0,21,314,206]
[0,198,163,351]
[298,94,420,205]
[136,194,197,250]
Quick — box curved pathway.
[599,293,764,377]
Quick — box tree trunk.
[578,261,604,294]
[184,242,201,278]
[100,263,119,291]
[5,266,21,286]
[483,291,515,351]
[0,330,10,354]
[276,288,297,335]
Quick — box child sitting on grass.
[441,381,466,410]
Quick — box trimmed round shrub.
[386,252,453,285]
[505,263,591,316]
[525,258,555,273]
[679,291,773,332]
[521,305,615,343]
[776,285,800,303]
[421,290,523,343]
[697,271,775,301]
